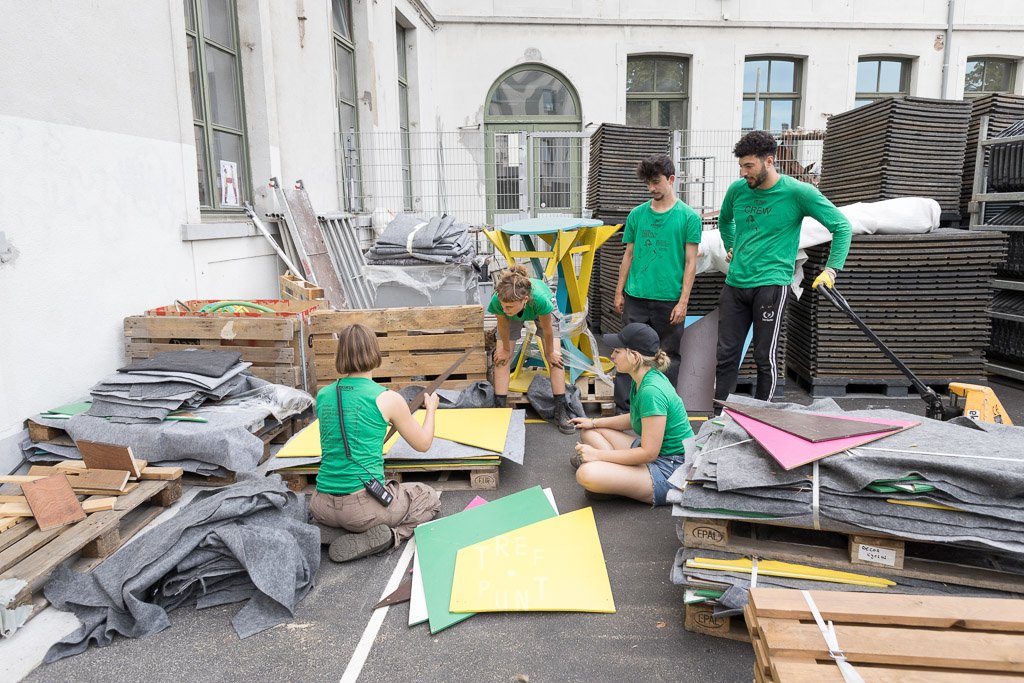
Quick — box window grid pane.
[205,45,242,130]
[488,70,576,116]
[203,0,234,49]
[743,57,800,129]
[332,0,351,40]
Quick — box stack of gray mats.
[86,350,253,424]
[42,475,319,663]
[365,213,474,265]
[23,352,313,477]
[665,396,1024,614]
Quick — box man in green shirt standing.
[614,155,702,412]
[715,130,852,403]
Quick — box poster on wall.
[220,160,240,207]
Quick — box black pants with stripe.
[613,293,683,413]
[714,284,788,403]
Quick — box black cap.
[602,322,661,356]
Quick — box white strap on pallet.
[812,461,821,531]
[695,438,753,457]
[749,556,759,589]
[800,590,865,683]
[405,221,429,254]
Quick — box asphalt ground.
[23,375,1024,683]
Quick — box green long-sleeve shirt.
[718,175,852,288]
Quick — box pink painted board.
[465,496,488,510]
[724,409,919,471]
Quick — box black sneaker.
[570,452,584,470]
[329,524,393,562]
[553,398,576,435]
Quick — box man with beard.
[715,130,852,404]
[613,155,702,412]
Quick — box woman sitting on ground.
[311,323,442,563]
[488,263,574,434]
[570,322,693,505]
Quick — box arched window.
[484,65,582,220]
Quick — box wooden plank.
[126,341,294,365]
[124,316,296,342]
[315,352,487,379]
[0,481,167,600]
[249,366,301,386]
[848,535,906,570]
[77,441,142,478]
[312,331,483,355]
[0,517,28,534]
[770,657,1024,682]
[750,589,1024,632]
[26,420,66,443]
[307,306,483,335]
[717,400,909,442]
[757,618,1024,672]
[0,497,116,518]
[19,475,86,531]
[43,462,183,481]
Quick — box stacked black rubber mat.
[961,93,1024,223]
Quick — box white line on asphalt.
[339,536,417,683]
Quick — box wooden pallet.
[506,373,616,416]
[0,476,183,625]
[124,299,320,392]
[309,306,487,393]
[680,518,1024,595]
[745,587,1024,682]
[278,463,500,493]
[279,273,325,302]
[786,370,961,398]
[683,602,751,642]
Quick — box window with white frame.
[397,24,412,211]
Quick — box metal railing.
[336,127,825,227]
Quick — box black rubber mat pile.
[585,123,672,333]
[961,93,1024,223]
[787,230,1006,391]
[818,97,971,222]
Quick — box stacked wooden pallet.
[124,299,321,392]
[309,305,487,393]
[745,588,1024,682]
[0,461,183,635]
[678,515,1024,643]
[961,93,1024,223]
[585,123,673,333]
[818,97,971,222]
[787,230,1006,396]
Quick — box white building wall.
[0,0,1020,471]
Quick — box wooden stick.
[382,346,478,444]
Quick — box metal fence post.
[345,127,359,213]
[518,131,529,218]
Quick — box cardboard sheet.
[449,507,615,613]
[414,486,557,633]
[725,409,919,470]
[718,400,906,442]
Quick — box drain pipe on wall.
[940,0,955,99]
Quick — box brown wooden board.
[19,475,86,531]
[77,441,142,478]
[716,400,908,442]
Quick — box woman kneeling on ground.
[570,322,693,505]
[311,323,442,563]
[488,263,574,434]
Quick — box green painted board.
[414,486,557,634]
[46,400,92,417]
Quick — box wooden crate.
[280,274,325,302]
[124,299,320,392]
[309,306,487,392]
[0,475,183,633]
[745,588,1024,681]
[680,517,1024,595]
[507,373,615,416]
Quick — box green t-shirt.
[718,174,852,288]
[486,277,554,320]
[623,199,703,301]
[629,369,694,456]
[315,377,388,495]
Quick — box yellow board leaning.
[449,507,615,613]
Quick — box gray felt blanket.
[43,475,319,663]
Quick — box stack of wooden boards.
[403,487,614,634]
[0,442,183,637]
[585,123,672,334]
[818,96,972,222]
[787,230,1006,396]
[745,588,1024,682]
